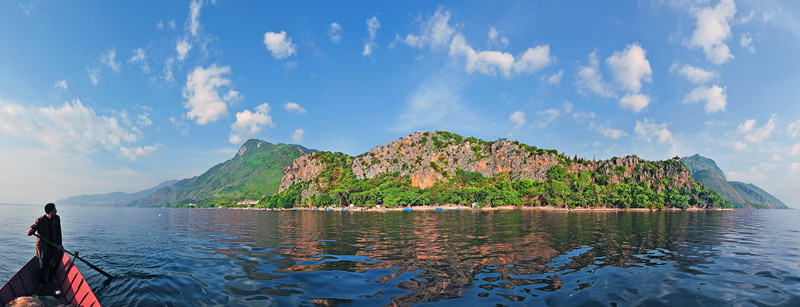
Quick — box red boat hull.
[0,252,100,307]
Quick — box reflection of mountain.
[681,154,788,208]
[198,210,723,306]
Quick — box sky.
[1,1,800,207]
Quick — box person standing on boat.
[26,202,63,287]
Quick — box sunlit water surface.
[2,204,799,306]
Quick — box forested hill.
[130,139,311,207]
[267,131,729,209]
[680,154,788,209]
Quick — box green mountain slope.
[681,154,726,180]
[691,170,746,205]
[730,181,788,209]
[681,154,788,209]
[127,177,194,207]
[132,139,311,207]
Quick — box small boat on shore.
[0,252,100,307]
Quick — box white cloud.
[576,51,613,97]
[509,111,526,129]
[188,0,203,37]
[119,144,160,161]
[740,33,755,53]
[606,44,652,93]
[792,162,800,171]
[792,144,800,156]
[176,39,192,61]
[763,10,778,23]
[736,115,777,143]
[535,109,560,128]
[687,0,736,64]
[618,93,650,113]
[733,140,747,151]
[263,31,297,60]
[328,22,342,43]
[683,85,726,113]
[87,67,101,86]
[401,8,454,50]
[635,118,674,144]
[488,26,509,48]
[393,73,478,132]
[362,44,375,57]
[399,7,552,79]
[772,154,784,162]
[128,48,150,74]
[19,2,32,16]
[363,16,380,56]
[291,129,304,143]
[547,70,564,85]
[137,113,152,128]
[182,64,240,125]
[54,80,68,90]
[283,102,306,114]
[672,63,717,84]
[170,116,189,135]
[590,122,628,139]
[563,102,573,114]
[572,111,596,121]
[100,48,121,73]
[229,103,274,144]
[788,119,800,138]
[739,10,755,23]
[0,99,139,154]
[514,45,555,75]
[449,34,553,79]
[162,58,175,83]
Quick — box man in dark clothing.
[27,202,63,287]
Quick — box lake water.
[1,204,800,306]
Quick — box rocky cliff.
[280,131,698,201]
[280,131,560,192]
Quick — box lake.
[2,204,799,306]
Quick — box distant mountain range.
[57,179,179,206]
[680,154,788,209]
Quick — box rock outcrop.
[279,131,697,198]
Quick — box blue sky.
[2,1,800,207]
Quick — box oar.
[33,234,114,279]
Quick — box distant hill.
[57,179,180,206]
[130,139,312,207]
[126,177,194,207]
[681,154,788,209]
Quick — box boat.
[0,252,100,307]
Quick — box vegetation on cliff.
[262,132,730,209]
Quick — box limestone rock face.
[279,154,322,195]
[278,131,696,197]
[350,132,560,189]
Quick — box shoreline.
[215,205,734,212]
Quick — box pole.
[33,234,114,279]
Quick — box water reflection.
[173,209,743,306]
[7,206,792,306]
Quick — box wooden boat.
[0,252,100,307]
